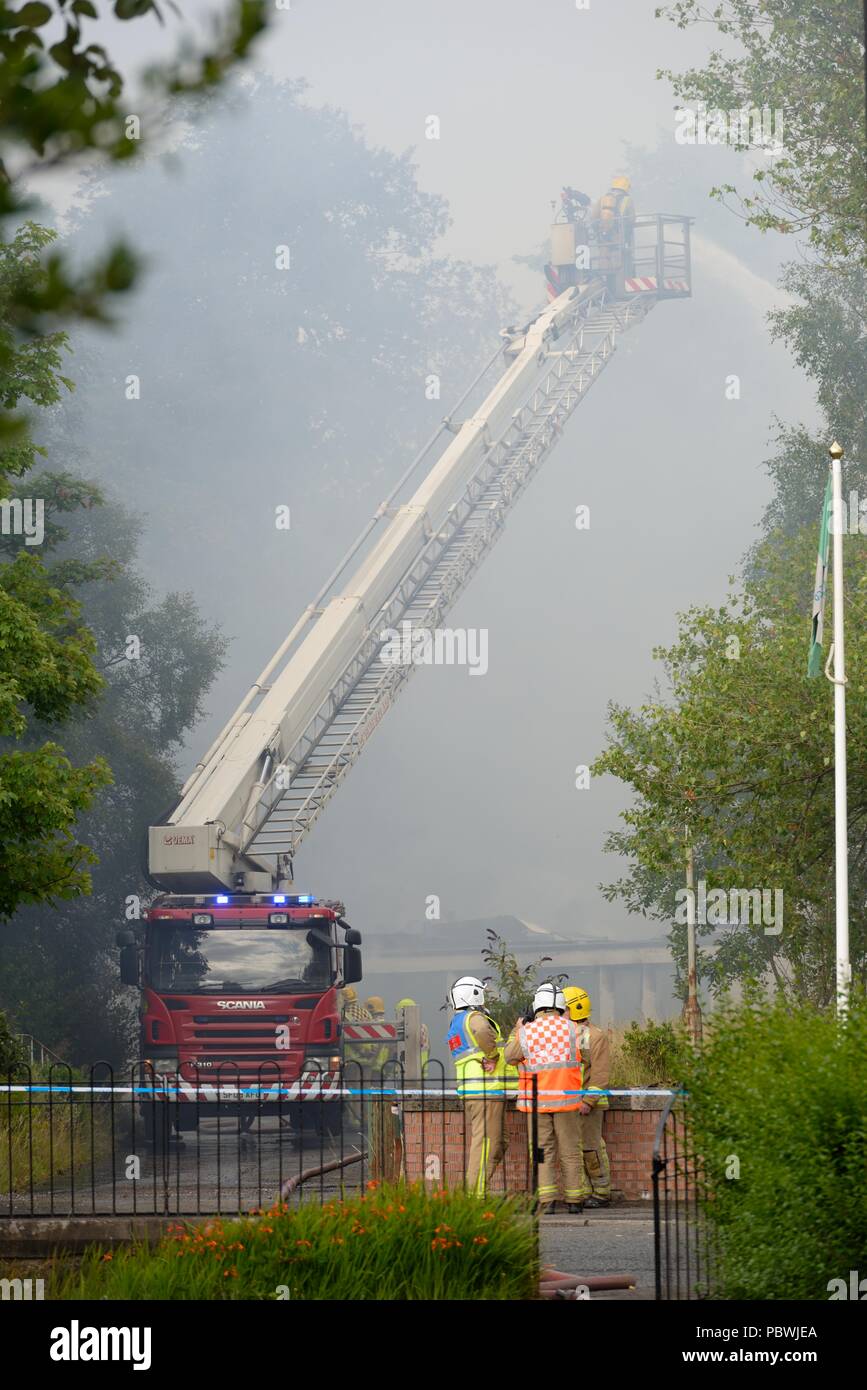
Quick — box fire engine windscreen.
[147,928,332,993]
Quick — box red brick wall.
[402,1100,666,1201]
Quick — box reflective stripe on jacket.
[515,1014,584,1113]
[446,1010,519,1099]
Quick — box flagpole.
[828,441,850,1013]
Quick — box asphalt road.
[540,1209,657,1300]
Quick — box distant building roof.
[365,914,670,960]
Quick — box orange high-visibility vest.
[515,1014,584,1113]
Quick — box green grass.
[51,1183,539,1301]
[0,1076,115,1193]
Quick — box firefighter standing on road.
[563,986,611,1207]
[505,982,591,1214]
[446,976,516,1196]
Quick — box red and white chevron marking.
[664,278,690,292]
[343,1022,397,1041]
[624,276,657,292]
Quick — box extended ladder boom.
[150,226,689,894]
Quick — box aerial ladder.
[148,211,692,899]
[121,206,692,1119]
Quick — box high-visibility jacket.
[515,1014,584,1113]
[578,1021,609,1110]
[446,1009,519,1099]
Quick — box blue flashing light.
[215,895,229,904]
[273,895,286,904]
[296,894,314,905]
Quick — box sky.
[31,0,819,943]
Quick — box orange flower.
[295,1239,313,1248]
[330,1237,344,1245]
[482,1211,495,1220]
[473,1236,489,1245]
[366,1180,379,1191]
[101,1253,113,1262]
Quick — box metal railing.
[651,1092,712,1299]
[15,1034,68,1068]
[0,1061,540,1218]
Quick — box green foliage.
[0,1,268,385]
[479,930,559,1033]
[0,223,112,915]
[759,266,866,541]
[593,528,867,1003]
[683,993,867,1299]
[657,0,866,270]
[621,1018,689,1083]
[0,486,226,1060]
[51,1183,538,1301]
[0,1009,23,1070]
[0,1072,114,1192]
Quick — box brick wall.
[402,1097,667,1201]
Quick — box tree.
[657,0,867,270]
[1,1,267,916]
[592,529,867,1004]
[0,481,226,1062]
[759,265,867,539]
[0,222,111,918]
[657,1,866,542]
[480,930,559,1034]
[0,1,268,417]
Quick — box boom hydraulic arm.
[150,222,689,895]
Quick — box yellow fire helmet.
[365,995,385,1014]
[342,986,358,1004]
[611,175,631,192]
[396,997,417,1011]
[563,986,591,1021]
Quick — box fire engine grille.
[192,1015,292,1024]
[193,1029,289,1039]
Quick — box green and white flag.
[807,471,833,678]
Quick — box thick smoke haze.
[37,0,817,942]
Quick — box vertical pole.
[684,835,703,1044]
[829,441,850,1012]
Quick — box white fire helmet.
[532,982,566,1015]
[450,976,486,1010]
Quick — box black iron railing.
[0,1062,538,1218]
[651,1091,712,1299]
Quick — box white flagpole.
[827,441,850,1013]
